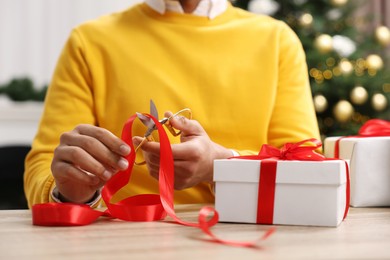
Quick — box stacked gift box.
[324,119,390,207]
[213,120,390,227]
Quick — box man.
[24,0,320,207]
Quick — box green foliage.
[234,0,390,137]
[0,78,47,102]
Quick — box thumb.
[164,111,204,137]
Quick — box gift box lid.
[324,136,390,159]
[214,159,347,185]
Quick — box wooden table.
[1,204,389,259]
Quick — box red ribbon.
[235,139,349,224]
[359,119,390,136]
[257,161,277,224]
[32,114,273,248]
[334,119,390,158]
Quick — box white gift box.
[214,159,348,227]
[324,136,390,207]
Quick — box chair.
[0,145,30,209]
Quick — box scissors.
[134,99,192,165]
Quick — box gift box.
[214,158,349,227]
[324,136,390,207]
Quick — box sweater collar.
[144,0,227,19]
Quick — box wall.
[0,0,140,88]
[0,0,140,146]
[0,100,43,145]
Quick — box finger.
[147,165,160,180]
[141,148,160,180]
[61,131,129,171]
[171,161,197,190]
[53,145,114,182]
[132,136,145,148]
[135,135,201,161]
[133,137,161,155]
[52,161,101,186]
[74,124,130,156]
[170,142,202,160]
[164,112,204,137]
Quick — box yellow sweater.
[24,3,320,207]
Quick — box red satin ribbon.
[359,119,390,136]
[334,119,390,158]
[32,113,272,248]
[257,160,277,224]
[235,138,349,224]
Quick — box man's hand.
[133,112,232,190]
[51,124,130,203]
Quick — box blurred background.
[0,0,139,209]
[233,0,390,137]
[0,0,389,209]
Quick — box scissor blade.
[150,99,159,120]
[136,112,155,129]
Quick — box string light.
[323,70,333,79]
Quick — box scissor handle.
[134,108,192,166]
[134,136,154,166]
[164,108,192,136]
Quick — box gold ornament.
[350,86,368,105]
[315,34,333,53]
[383,83,390,93]
[314,95,328,113]
[371,93,388,111]
[333,100,354,123]
[299,13,313,27]
[366,54,384,71]
[331,0,348,7]
[339,59,353,75]
[375,26,390,46]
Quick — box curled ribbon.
[32,113,273,248]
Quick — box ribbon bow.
[358,119,390,137]
[257,138,325,161]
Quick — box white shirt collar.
[144,0,227,19]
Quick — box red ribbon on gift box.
[334,119,390,158]
[32,114,274,248]
[237,139,350,225]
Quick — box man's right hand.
[51,124,130,204]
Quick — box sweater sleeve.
[267,22,321,149]
[24,29,96,208]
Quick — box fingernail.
[103,170,112,180]
[120,144,130,155]
[133,138,141,146]
[118,158,129,170]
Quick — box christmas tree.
[234,0,390,137]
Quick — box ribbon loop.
[258,138,324,161]
[358,119,390,137]
[32,112,272,248]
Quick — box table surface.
[1,204,389,260]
